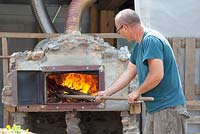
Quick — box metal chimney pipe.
[31,0,57,33]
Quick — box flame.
[49,73,98,96]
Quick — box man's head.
[115,9,143,42]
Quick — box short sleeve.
[142,36,164,65]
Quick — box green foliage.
[5,124,29,134]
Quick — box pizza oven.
[1,32,139,134]
[2,32,131,111]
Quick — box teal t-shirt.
[130,29,185,113]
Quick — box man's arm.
[96,61,137,103]
[106,61,137,96]
[128,59,164,102]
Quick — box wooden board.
[0,32,123,39]
[89,4,99,33]
[185,38,196,100]
[1,37,10,127]
[98,0,127,10]
[2,38,8,86]
[172,38,185,72]
[187,116,200,124]
[100,10,115,46]
[186,100,200,111]
[196,39,200,95]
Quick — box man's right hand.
[95,90,110,103]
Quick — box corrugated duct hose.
[65,0,96,32]
[31,0,96,33]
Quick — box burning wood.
[46,72,99,103]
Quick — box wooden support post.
[196,39,200,95]
[89,4,99,33]
[100,10,115,46]
[172,38,185,72]
[2,37,8,86]
[1,37,10,127]
[130,103,141,114]
[185,38,196,100]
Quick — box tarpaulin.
[135,0,200,37]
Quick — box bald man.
[96,9,189,134]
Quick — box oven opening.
[46,71,99,103]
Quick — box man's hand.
[128,91,140,103]
[95,90,110,103]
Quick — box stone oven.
[2,32,140,134]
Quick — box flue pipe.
[65,0,96,32]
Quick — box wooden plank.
[196,38,200,95]
[0,32,123,39]
[167,37,173,47]
[185,38,196,100]
[91,33,122,38]
[186,100,200,111]
[2,38,9,86]
[187,116,200,124]
[16,104,102,112]
[2,37,10,127]
[3,108,11,127]
[4,106,16,112]
[130,104,141,114]
[0,32,60,39]
[0,32,200,45]
[0,56,11,59]
[172,38,185,72]
[196,38,200,48]
[100,10,115,46]
[98,0,127,10]
[89,4,99,33]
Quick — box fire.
[49,73,98,96]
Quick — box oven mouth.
[43,65,105,104]
[46,71,99,103]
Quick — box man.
[96,9,189,134]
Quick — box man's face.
[116,24,124,34]
[115,21,135,42]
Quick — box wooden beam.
[100,10,115,46]
[172,38,185,72]
[1,37,10,127]
[89,4,99,33]
[185,38,196,100]
[130,104,141,114]
[1,32,200,46]
[187,116,200,124]
[4,106,16,112]
[186,100,200,111]
[98,0,127,10]
[2,38,9,86]
[0,32,60,39]
[0,32,123,39]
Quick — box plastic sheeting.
[135,0,200,37]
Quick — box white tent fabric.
[135,0,200,37]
